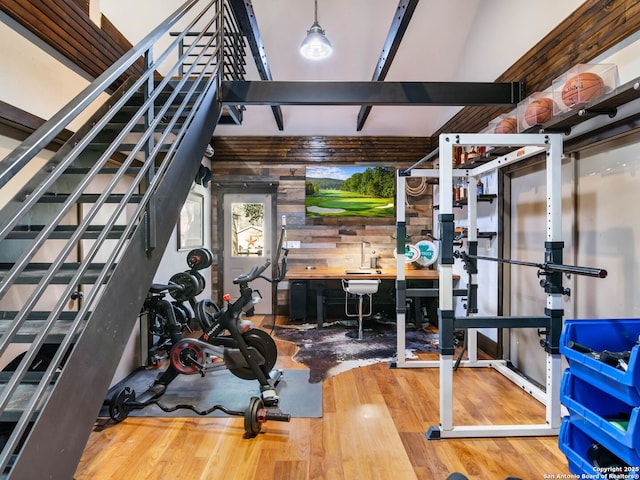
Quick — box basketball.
[561,72,605,107]
[494,117,517,134]
[524,97,554,126]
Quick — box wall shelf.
[428,75,640,169]
[538,76,640,135]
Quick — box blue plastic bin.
[561,370,640,466]
[559,417,606,478]
[560,318,640,405]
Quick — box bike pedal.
[270,369,284,386]
[239,320,254,332]
[261,389,279,407]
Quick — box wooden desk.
[286,267,456,327]
[286,266,442,281]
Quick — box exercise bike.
[142,249,209,367]
[108,244,290,436]
[169,258,283,404]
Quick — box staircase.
[0,1,245,477]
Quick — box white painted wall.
[506,35,640,383]
[575,133,640,319]
[0,19,107,132]
[507,158,575,385]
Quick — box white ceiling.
[102,0,584,137]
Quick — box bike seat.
[149,283,181,294]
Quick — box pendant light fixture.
[300,0,332,60]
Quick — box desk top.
[286,266,456,280]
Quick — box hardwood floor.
[75,316,572,479]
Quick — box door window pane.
[231,202,264,257]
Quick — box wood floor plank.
[75,316,574,479]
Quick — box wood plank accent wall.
[436,0,640,136]
[211,136,434,314]
[212,136,433,164]
[0,0,143,88]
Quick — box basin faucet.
[360,241,369,269]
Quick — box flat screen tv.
[305,165,395,218]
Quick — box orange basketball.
[494,117,517,134]
[524,97,554,126]
[561,72,605,107]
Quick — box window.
[231,202,265,257]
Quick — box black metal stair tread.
[0,312,88,342]
[87,143,173,152]
[101,123,184,132]
[63,167,141,175]
[0,320,81,342]
[38,193,143,203]
[7,225,128,240]
[0,310,87,336]
[0,371,59,384]
[0,311,84,321]
[0,263,114,284]
[0,383,53,421]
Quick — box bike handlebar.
[232,260,271,285]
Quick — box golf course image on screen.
[305,165,394,218]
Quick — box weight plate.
[244,396,264,438]
[109,386,135,423]
[192,271,205,296]
[415,240,438,267]
[187,248,213,271]
[392,244,421,263]
[169,271,199,302]
[194,299,220,331]
[228,328,278,380]
[172,303,192,329]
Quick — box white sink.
[345,269,372,274]
[342,279,380,295]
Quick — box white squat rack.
[394,132,564,439]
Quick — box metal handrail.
[0,0,205,189]
[0,10,221,415]
[0,1,219,243]
[0,0,248,472]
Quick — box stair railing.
[0,0,247,475]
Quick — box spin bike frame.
[169,260,283,402]
[129,242,288,411]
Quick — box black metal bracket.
[543,308,564,354]
[439,214,455,265]
[438,309,456,356]
[580,107,618,119]
[466,241,478,275]
[396,279,407,314]
[397,221,407,257]
[540,241,565,295]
